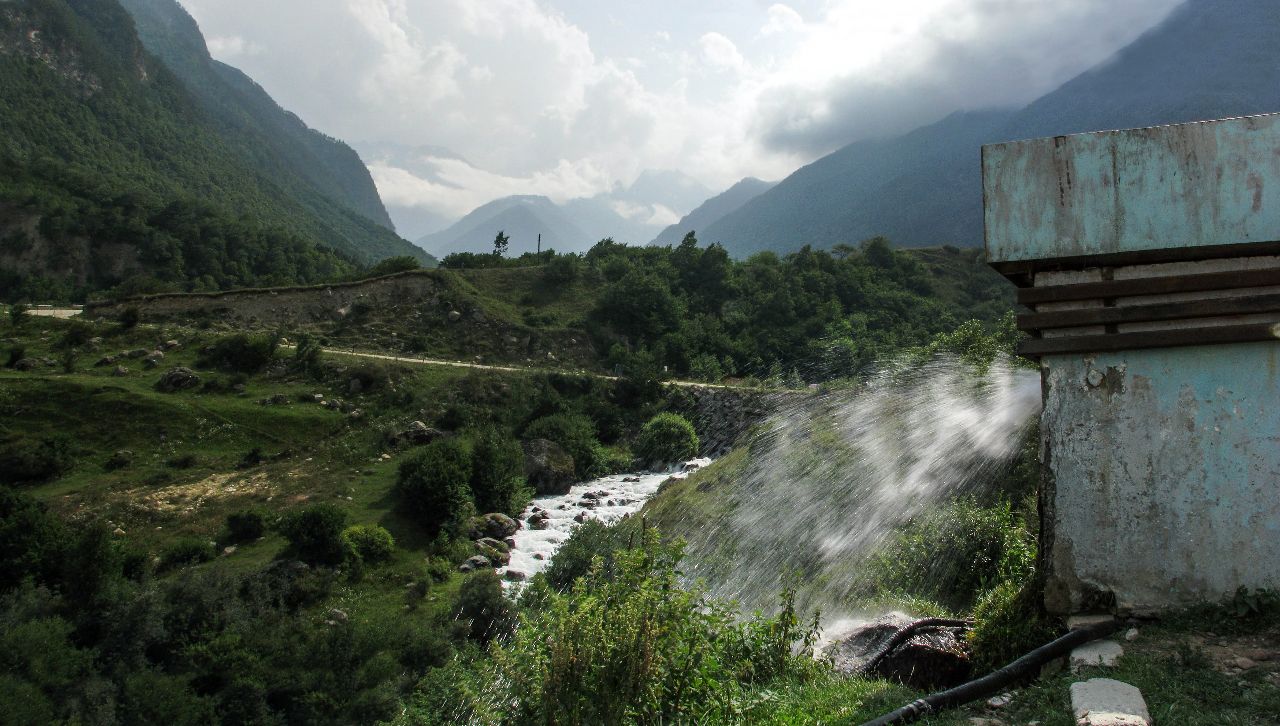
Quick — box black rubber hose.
[857,618,1122,726]
[859,618,974,677]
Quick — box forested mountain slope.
[0,0,426,302]
[650,177,775,247]
[119,0,397,232]
[704,0,1280,256]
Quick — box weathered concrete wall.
[984,113,1280,263]
[1041,342,1280,614]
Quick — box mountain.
[418,169,719,257]
[415,196,592,257]
[614,170,713,218]
[355,142,469,240]
[0,0,427,300]
[651,177,776,246]
[705,0,1280,256]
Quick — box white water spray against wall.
[666,355,1042,616]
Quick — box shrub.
[224,510,266,544]
[496,531,818,724]
[160,538,217,571]
[5,346,25,368]
[56,320,93,349]
[868,499,1035,609]
[967,578,1059,674]
[542,253,581,285]
[395,439,475,536]
[292,333,323,373]
[0,436,74,485]
[197,333,278,374]
[166,454,198,469]
[277,504,349,565]
[634,412,699,466]
[117,306,141,330]
[469,429,527,515]
[7,304,27,327]
[543,519,631,591]
[342,524,395,564]
[523,413,605,479]
[453,570,514,644]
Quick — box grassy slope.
[0,315,497,634]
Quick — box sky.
[177,0,1184,232]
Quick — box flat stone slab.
[1071,640,1124,671]
[1070,678,1150,726]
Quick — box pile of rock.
[458,513,527,581]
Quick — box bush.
[56,320,93,349]
[395,439,475,536]
[469,430,527,515]
[224,510,266,544]
[967,578,1059,674]
[277,504,349,565]
[342,524,395,564]
[453,570,514,644]
[542,253,581,285]
[5,346,25,368]
[542,519,631,591]
[496,531,818,724]
[523,413,605,479]
[868,499,1035,609]
[0,436,73,485]
[118,306,141,330]
[292,333,323,373]
[160,538,217,571]
[197,333,278,374]
[634,412,698,466]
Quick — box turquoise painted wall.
[1042,342,1280,613]
[984,113,1280,262]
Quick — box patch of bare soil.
[117,470,276,518]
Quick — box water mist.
[653,355,1043,623]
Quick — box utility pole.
[537,233,541,254]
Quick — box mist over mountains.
[700,0,1280,256]
[413,170,713,257]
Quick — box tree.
[469,429,527,515]
[493,230,510,258]
[395,440,475,535]
[277,504,349,565]
[634,413,698,467]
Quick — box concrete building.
[983,114,1280,615]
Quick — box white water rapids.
[499,458,713,581]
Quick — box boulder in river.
[458,555,492,573]
[470,512,519,540]
[826,613,972,691]
[522,438,576,495]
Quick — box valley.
[3,0,1280,724]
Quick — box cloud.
[748,0,1184,155]
[699,32,747,72]
[205,35,261,57]
[368,153,610,220]
[760,4,803,37]
[178,0,1183,227]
